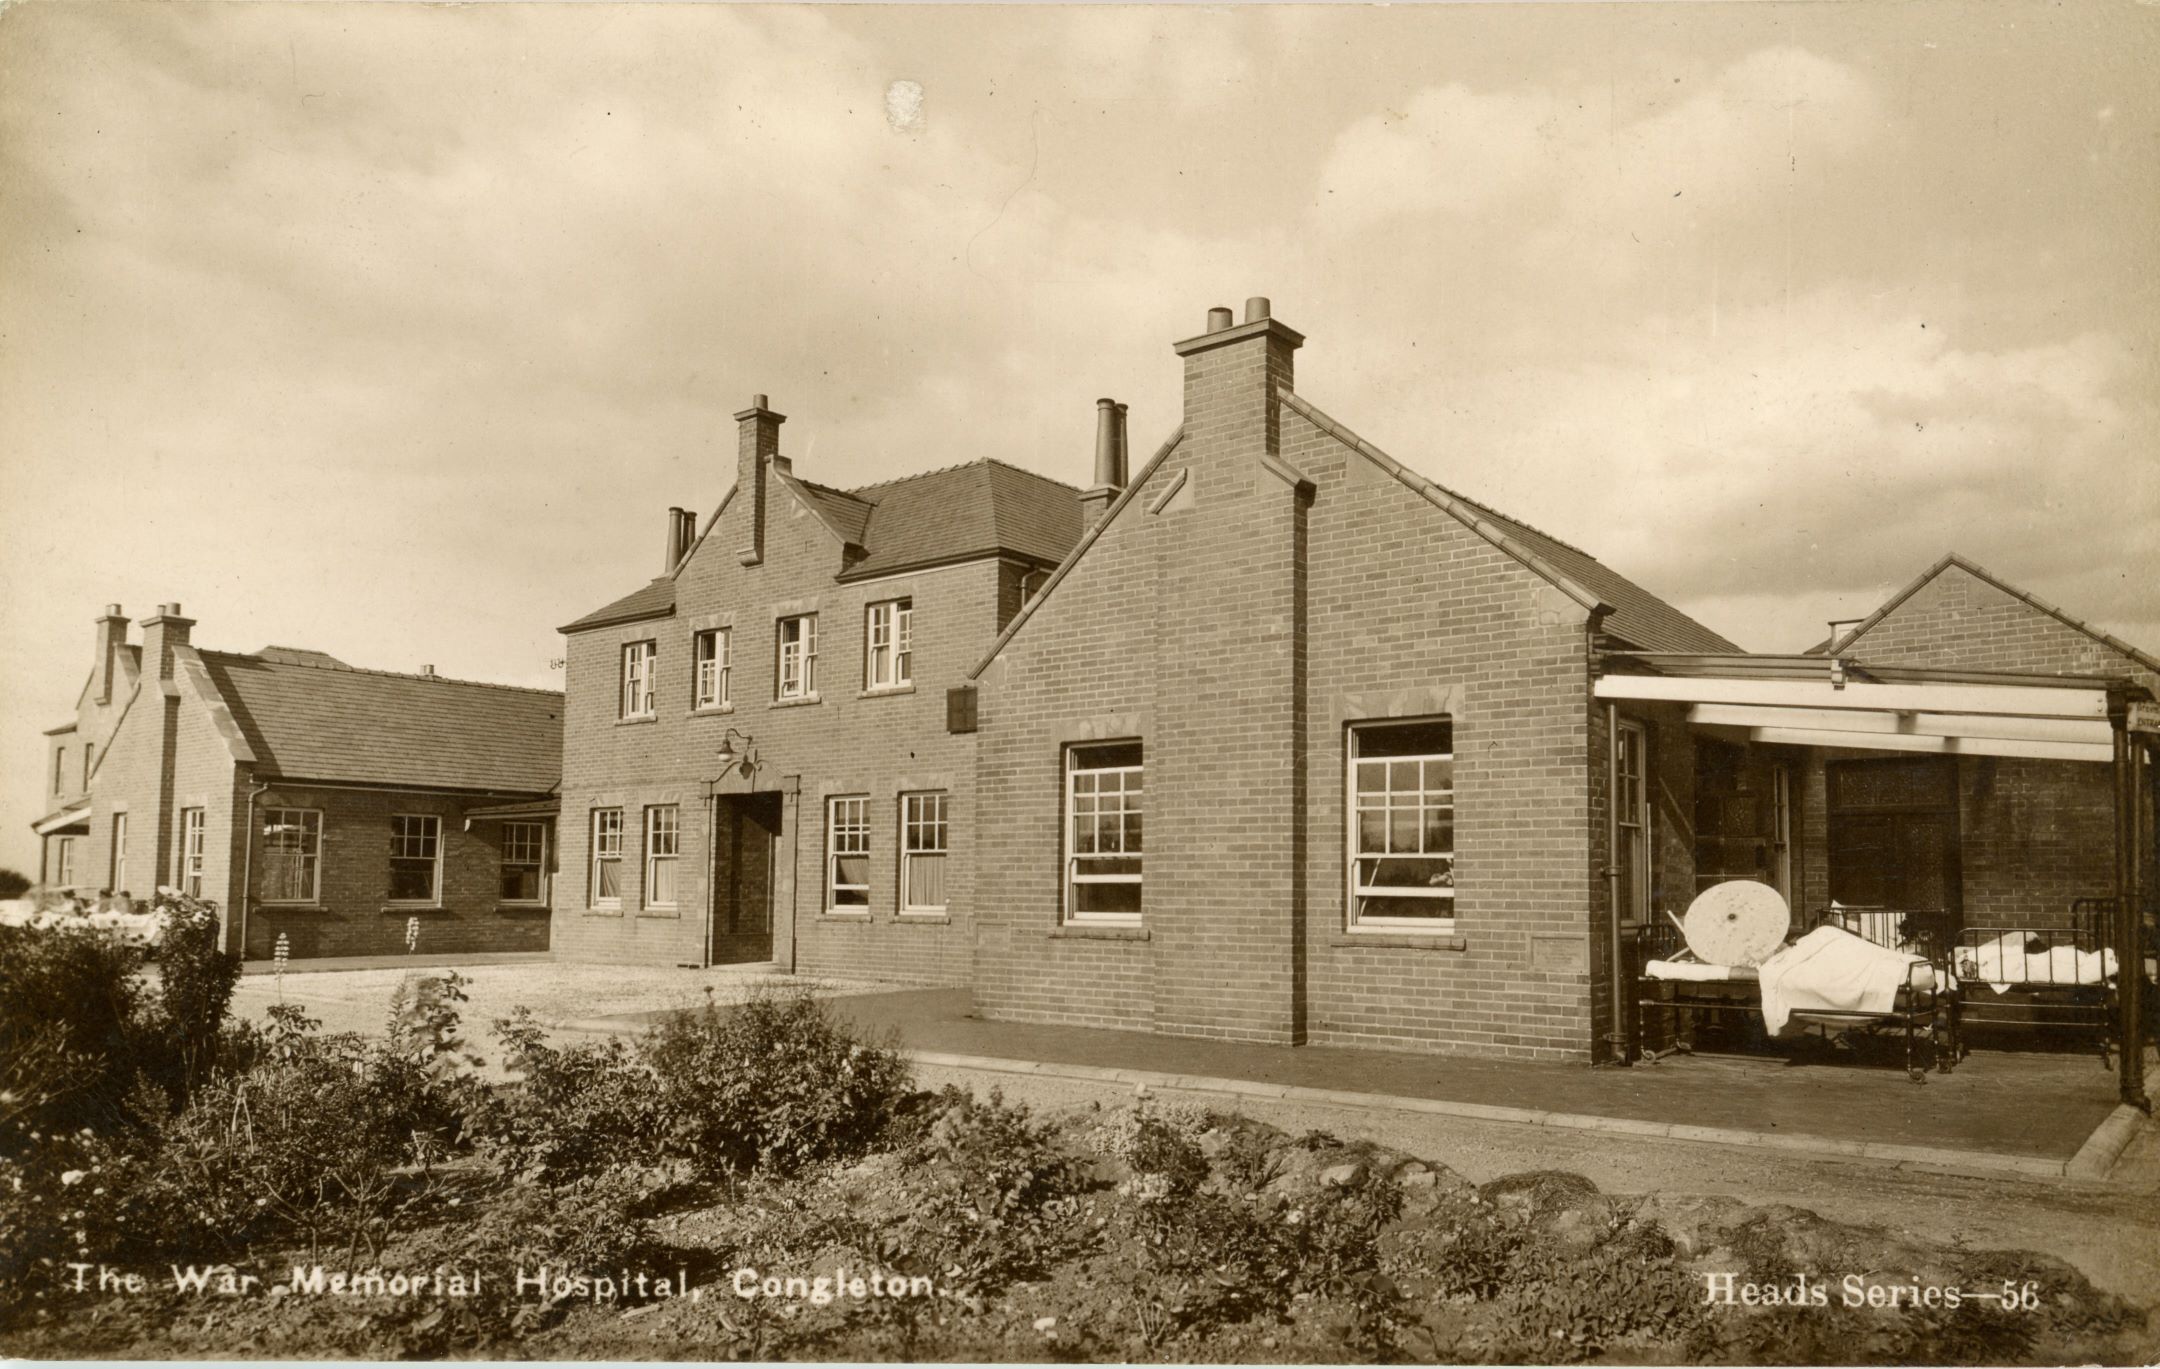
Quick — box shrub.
[0,920,147,1147]
[145,891,239,1096]
[470,1008,653,1183]
[640,988,910,1177]
[1124,1112,1210,1202]
[891,1088,1091,1297]
[394,1166,667,1348]
[1122,1132,1407,1348]
[123,1041,411,1259]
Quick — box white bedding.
[1757,926,1935,1034]
[1643,958,1756,984]
[1957,932,2119,994]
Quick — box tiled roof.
[791,478,875,548]
[195,650,561,793]
[562,458,1083,633]
[254,645,351,668]
[844,460,1082,579]
[1280,394,1739,655]
[559,577,678,634]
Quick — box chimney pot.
[1206,306,1235,333]
[665,505,687,572]
[751,393,769,410]
[1092,398,1122,493]
[105,603,122,617]
[422,664,436,677]
[1244,296,1271,323]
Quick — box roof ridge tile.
[197,648,562,697]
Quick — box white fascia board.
[1596,673,2110,721]
[1741,725,2113,764]
[1687,703,2113,748]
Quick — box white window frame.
[620,640,657,719]
[82,744,94,789]
[388,813,443,905]
[260,808,324,905]
[777,615,818,699]
[53,835,78,887]
[178,808,205,898]
[693,628,731,710]
[52,747,64,796]
[501,820,548,905]
[1347,720,1456,933]
[1065,741,1143,925]
[866,599,913,690]
[900,791,949,913]
[110,812,128,894]
[644,805,681,910]
[591,807,624,909]
[825,795,870,911]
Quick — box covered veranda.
[1593,651,2156,1111]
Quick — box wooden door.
[1826,757,1962,921]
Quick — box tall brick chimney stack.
[1079,397,1129,527]
[93,604,129,704]
[1172,296,1302,492]
[139,602,195,681]
[733,395,785,567]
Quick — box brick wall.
[243,783,552,959]
[1797,561,2158,932]
[83,681,173,904]
[975,312,1614,1060]
[550,457,1010,986]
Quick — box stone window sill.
[771,695,822,709]
[585,906,624,918]
[638,908,682,920]
[1049,924,1150,941]
[1329,932,1468,951]
[615,715,658,728]
[859,685,917,700]
[688,705,735,718]
[257,902,323,912]
[817,912,872,924]
[382,905,447,915]
[496,903,551,915]
[897,911,952,924]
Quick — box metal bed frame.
[1952,897,2129,1067]
[1632,906,1957,1082]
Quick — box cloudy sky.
[2,2,2155,872]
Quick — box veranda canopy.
[1594,651,2154,1111]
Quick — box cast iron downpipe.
[236,778,273,958]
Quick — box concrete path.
[585,986,2136,1174]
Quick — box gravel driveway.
[228,960,892,1047]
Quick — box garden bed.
[2,908,2151,1364]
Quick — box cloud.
[1362,286,2159,652]
[1316,46,1883,233]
